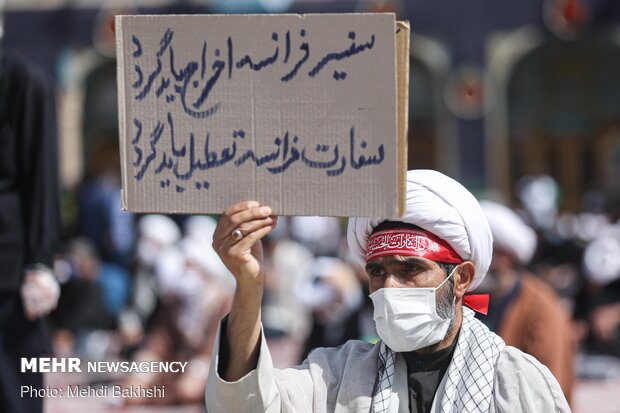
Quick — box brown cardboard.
[396,20,410,217]
[116,13,407,217]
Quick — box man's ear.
[453,261,475,298]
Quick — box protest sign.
[116,13,408,216]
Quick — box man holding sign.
[206,170,570,413]
[115,13,568,413]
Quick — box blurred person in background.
[261,233,313,339]
[576,226,620,358]
[118,214,182,351]
[206,170,570,413]
[289,216,342,257]
[0,50,61,413]
[52,237,130,358]
[77,139,135,270]
[121,215,233,405]
[295,256,365,359]
[259,233,314,367]
[515,175,559,232]
[478,200,574,402]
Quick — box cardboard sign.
[116,13,408,217]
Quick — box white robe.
[206,314,571,413]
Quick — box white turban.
[138,215,181,246]
[583,233,620,285]
[347,169,492,291]
[480,200,537,265]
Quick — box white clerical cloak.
[206,308,570,413]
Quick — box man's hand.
[212,201,277,381]
[20,265,60,321]
[212,201,277,288]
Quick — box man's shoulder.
[308,339,377,358]
[497,344,566,377]
[306,340,378,369]
[521,275,563,304]
[494,345,562,391]
[295,340,379,391]
[497,345,547,367]
[519,275,570,318]
[493,345,571,411]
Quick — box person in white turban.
[583,231,620,287]
[479,200,574,403]
[205,170,570,413]
[581,228,620,357]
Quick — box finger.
[223,201,260,217]
[229,206,273,229]
[215,201,260,234]
[216,205,272,240]
[233,216,276,239]
[229,221,276,253]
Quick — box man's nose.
[381,274,402,289]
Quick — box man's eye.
[367,267,385,278]
[404,264,420,274]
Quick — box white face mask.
[369,268,456,352]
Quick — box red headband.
[366,227,490,315]
[366,228,463,264]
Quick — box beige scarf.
[371,308,505,413]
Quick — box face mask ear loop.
[435,265,458,292]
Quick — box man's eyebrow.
[364,261,384,271]
[392,256,427,266]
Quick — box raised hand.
[212,201,277,287]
